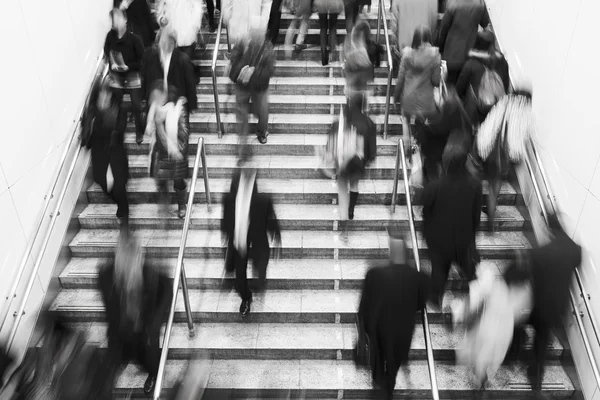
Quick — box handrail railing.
[2,52,107,352]
[376,0,393,140]
[396,139,440,400]
[211,13,227,138]
[153,136,212,400]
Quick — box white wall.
[486,0,600,397]
[0,0,111,348]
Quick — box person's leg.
[173,178,188,219]
[205,0,216,31]
[267,0,283,44]
[254,89,269,143]
[129,88,144,144]
[296,14,309,46]
[528,313,550,392]
[344,2,355,34]
[235,85,251,137]
[329,13,339,53]
[338,174,350,222]
[348,177,359,220]
[136,332,159,394]
[487,176,502,230]
[285,17,299,58]
[156,178,170,216]
[234,248,252,315]
[429,250,451,307]
[111,173,129,221]
[318,14,329,65]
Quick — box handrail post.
[398,139,440,400]
[390,141,400,213]
[153,136,208,400]
[199,138,212,212]
[212,13,225,138]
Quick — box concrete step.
[67,321,564,362]
[195,76,394,96]
[122,133,399,156]
[59,258,508,291]
[187,94,393,114]
[67,228,531,259]
[196,59,392,78]
[87,177,518,206]
[109,359,574,399]
[78,203,525,232]
[125,112,402,136]
[207,28,391,46]
[125,154,398,179]
[52,287,519,324]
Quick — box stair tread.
[126,154,397,170]
[183,112,401,124]
[66,322,563,353]
[79,203,523,224]
[197,59,389,69]
[87,177,517,196]
[68,229,530,252]
[59,257,512,282]
[198,76,392,87]
[195,93,393,104]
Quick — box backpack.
[473,65,505,113]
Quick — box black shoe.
[136,133,143,145]
[294,43,307,53]
[257,131,269,144]
[321,48,329,66]
[240,299,251,316]
[481,205,489,215]
[143,374,156,395]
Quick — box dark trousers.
[235,86,269,136]
[205,0,221,28]
[179,44,201,80]
[233,248,252,301]
[318,13,339,51]
[527,310,550,391]
[267,0,283,44]
[108,331,160,377]
[344,2,360,33]
[112,87,144,136]
[429,245,477,303]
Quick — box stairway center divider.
[153,137,212,400]
[1,53,107,354]
[375,0,393,140]
[396,140,440,399]
[212,13,230,138]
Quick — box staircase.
[48,4,579,399]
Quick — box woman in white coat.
[222,0,273,46]
[452,260,532,387]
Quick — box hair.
[343,19,372,70]
[473,30,495,52]
[411,25,432,49]
[442,130,469,175]
[109,7,127,21]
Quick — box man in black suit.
[221,166,281,316]
[358,229,429,399]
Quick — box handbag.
[433,60,447,111]
[353,315,372,368]
[408,142,424,190]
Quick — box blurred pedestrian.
[229,29,276,144]
[114,0,159,48]
[456,30,509,127]
[105,7,146,144]
[221,166,282,316]
[437,0,489,85]
[82,78,130,224]
[205,0,222,32]
[314,0,344,65]
[423,130,482,306]
[223,0,272,46]
[357,232,429,400]
[283,0,312,58]
[98,229,173,395]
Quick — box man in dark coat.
[221,166,281,316]
[98,228,173,395]
[423,130,482,305]
[358,232,429,399]
[525,214,581,392]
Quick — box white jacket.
[222,0,273,45]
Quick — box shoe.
[257,131,269,144]
[209,23,217,33]
[294,43,307,53]
[481,205,489,215]
[175,187,188,219]
[348,191,359,220]
[239,299,252,316]
[143,374,156,395]
[136,133,143,145]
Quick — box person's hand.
[239,66,255,84]
[111,64,119,71]
[272,235,282,260]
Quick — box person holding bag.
[229,29,276,144]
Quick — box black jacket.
[221,172,281,271]
[422,171,482,260]
[114,0,159,47]
[141,47,198,111]
[358,263,429,381]
[229,39,276,92]
[104,30,145,73]
[456,50,509,124]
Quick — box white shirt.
[234,172,256,257]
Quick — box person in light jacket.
[222,0,273,46]
[437,0,489,85]
[393,26,441,152]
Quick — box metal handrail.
[376,0,393,140]
[2,52,107,351]
[396,140,440,399]
[211,13,227,138]
[153,136,212,400]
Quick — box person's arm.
[252,43,276,85]
[393,51,407,104]
[267,196,281,245]
[431,54,442,87]
[480,7,490,28]
[499,57,510,93]
[104,32,113,67]
[456,60,473,98]
[126,34,145,71]
[437,8,454,52]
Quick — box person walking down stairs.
[314,0,344,65]
[221,165,282,317]
[283,0,312,58]
[229,30,276,144]
[114,0,159,48]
